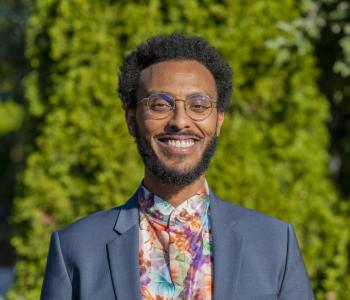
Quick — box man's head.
[118,33,233,187]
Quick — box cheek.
[198,118,220,138]
[136,117,165,137]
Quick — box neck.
[143,169,206,207]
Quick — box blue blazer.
[41,192,314,300]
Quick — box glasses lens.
[187,94,213,120]
[148,93,174,114]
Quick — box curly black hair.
[118,33,233,112]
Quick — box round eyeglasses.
[139,92,217,121]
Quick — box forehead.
[138,60,217,96]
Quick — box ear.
[125,109,137,137]
[215,111,225,136]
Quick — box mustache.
[155,131,202,139]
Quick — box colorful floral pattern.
[138,183,213,300]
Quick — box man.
[41,33,314,300]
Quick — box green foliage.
[10,0,349,299]
[302,0,350,77]
[0,100,23,135]
[0,0,30,207]
[0,4,29,276]
[280,0,350,199]
[304,0,350,199]
[0,0,30,136]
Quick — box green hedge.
[10,0,349,299]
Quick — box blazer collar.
[113,191,139,234]
[107,191,244,300]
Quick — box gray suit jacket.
[41,192,314,300]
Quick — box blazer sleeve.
[40,231,73,300]
[278,224,315,300]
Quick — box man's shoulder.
[56,205,124,245]
[213,195,290,237]
[218,197,286,223]
[59,192,139,234]
[62,207,119,230]
[213,196,294,254]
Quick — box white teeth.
[167,139,194,148]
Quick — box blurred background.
[0,0,349,299]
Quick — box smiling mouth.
[156,134,200,149]
[166,139,194,148]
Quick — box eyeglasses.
[139,92,217,121]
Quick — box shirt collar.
[137,180,210,226]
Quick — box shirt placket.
[168,209,184,290]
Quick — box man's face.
[126,60,224,187]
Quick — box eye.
[148,94,173,111]
[188,95,212,113]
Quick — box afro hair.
[118,32,233,112]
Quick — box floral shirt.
[138,182,213,300]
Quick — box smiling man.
[41,33,314,300]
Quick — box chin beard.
[134,127,218,188]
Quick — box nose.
[166,100,192,130]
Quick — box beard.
[134,127,218,188]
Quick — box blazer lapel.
[210,193,244,300]
[107,194,142,300]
